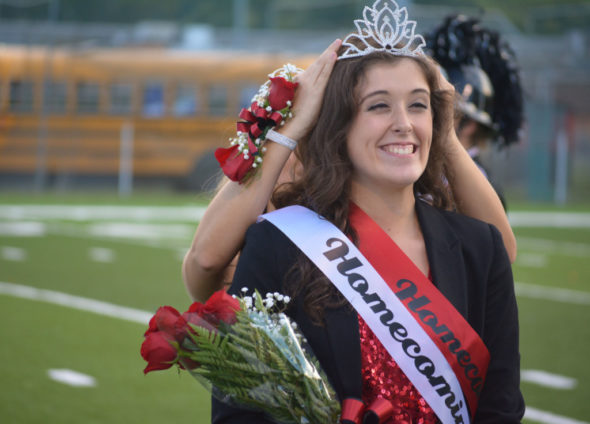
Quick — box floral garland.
[214,64,301,184]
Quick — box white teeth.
[384,144,413,155]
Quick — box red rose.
[141,331,178,374]
[188,289,241,326]
[178,311,216,340]
[144,306,182,337]
[268,77,298,111]
[214,145,254,183]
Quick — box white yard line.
[47,369,97,387]
[525,407,589,424]
[517,237,590,258]
[521,369,577,390]
[0,221,47,236]
[88,247,115,263]
[0,281,151,324]
[87,222,194,240]
[1,205,589,227]
[516,253,548,268]
[509,212,590,228]
[0,205,207,222]
[1,246,27,261]
[515,282,590,306]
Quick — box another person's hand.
[279,39,342,141]
[434,64,464,152]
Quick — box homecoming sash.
[260,205,489,424]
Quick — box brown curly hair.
[272,50,455,324]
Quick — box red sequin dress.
[359,315,439,423]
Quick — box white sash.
[260,205,470,424]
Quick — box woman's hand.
[279,39,342,141]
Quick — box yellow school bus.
[0,44,312,187]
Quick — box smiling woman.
[210,1,524,423]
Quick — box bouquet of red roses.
[141,289,340,424]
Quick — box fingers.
[313,38,342,85]
[300,39,341,85]
[280,39,342,140]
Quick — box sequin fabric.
[359,315,438,423]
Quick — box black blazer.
[213,200,524,423]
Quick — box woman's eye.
[411,102,428,109]
[368,103,388,111]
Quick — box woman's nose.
[391,110,412,133]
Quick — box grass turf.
[1,195,589,423]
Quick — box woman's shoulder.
[418,199,504,251]
[241,218,302,270]
[244,218,295,249]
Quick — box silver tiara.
[338,0,426,60]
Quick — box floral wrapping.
[141,289,340,424]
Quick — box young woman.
[211,2,524,422]
[181,39,517,304]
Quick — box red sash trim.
[349,203,490,417]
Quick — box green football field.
[0,193,589,423]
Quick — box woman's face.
[346,58,433,192]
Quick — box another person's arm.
[182,39,342,302]
[437,70,517,263]
[445,130,517,263]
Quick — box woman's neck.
[350,181,419,239]
[350,181,429,276]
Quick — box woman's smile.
[380,143,417,156]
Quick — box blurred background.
[0,1,589,423]
[0,0,588,201]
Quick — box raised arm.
[182,39,342,302]
[437,70,517,263]
[445,131,517,263]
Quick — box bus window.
[173,84,198,117]
[110,83,133,115]
[208,84,227,116]
[239,84,259,109]
[77,82,100,114]
[9,80,34,113]
[142,82,164,117]
[43,81,67,114]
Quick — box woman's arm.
[445,131,517,263]
[436,70,517,263]
[182,39,342,302]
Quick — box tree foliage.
[0,0,587,33]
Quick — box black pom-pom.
[426,15,524,147]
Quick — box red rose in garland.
[268,77,298,111]
[214,65,301,184]
[214,144,255,183]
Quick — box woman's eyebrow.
[359,90,388,104]
[411,88,430,96]
[359,87,430,104]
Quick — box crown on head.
[338,0,426,61]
